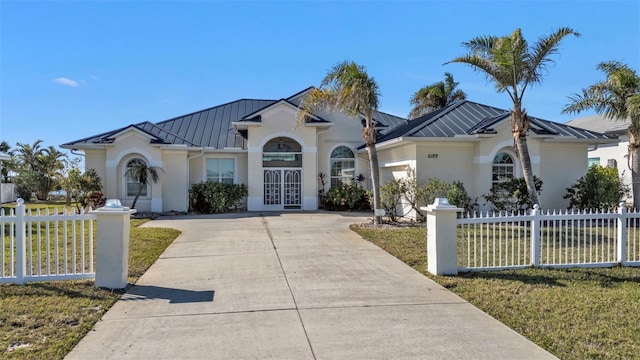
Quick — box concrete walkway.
[67,212,556,360]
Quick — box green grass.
[0,203,181,359]
[352,225,640,360]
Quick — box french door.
[263,168,302,210]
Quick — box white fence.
[457,204,640,272]
[1,183,17,203]
[1,202,96,284]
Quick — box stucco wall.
[162,150,188,212]
[540,142,588,210]
[588,137,632,202]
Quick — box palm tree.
[409,72,466,119]
[298,60,383,224]
[37,146,67,200]
[124,159,162,210]
[446,27,580,207]
[562,61,640,208]
[14,140,44,171]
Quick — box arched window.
[262,137,302,167]
[492,152,514,184]
[126,158,148,197]
[330,146,355,187]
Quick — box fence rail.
[1,201,96,284]
[457,205,640,272]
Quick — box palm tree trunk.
[364,123,382,225]
[132,183,143,210]
[515,136,540,207]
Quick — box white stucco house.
[62,87,615,213]
[566,114,632,201]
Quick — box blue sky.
[1,0,639,151]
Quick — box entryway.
[262,137,303,210]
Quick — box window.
[207,158,234,184]
[330,146,355,187]
[126,158,148,197]
[588,157,601,167]
[492,152,514,184]
[262,138,302,168]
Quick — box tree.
[447,27,580,208]
[298,60,384,224]
[13,140,44,171]
[124,159,162,210]
[562,61,640,208]
[36,146,67,200]
[0,141,12,182]
[408,72,466,119]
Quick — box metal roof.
[62,88,409,149]
[565,114,630,135]
[376,100,615,144]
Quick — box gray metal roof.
[377,100,615,144]
[63,88,409,149]
[565,114,630,135]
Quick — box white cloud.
[52,77,80,87]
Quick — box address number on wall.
[427,154,438,158]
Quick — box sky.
[1,0,639,153]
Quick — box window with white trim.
[330,146,355,187]
[126,158,148,197]
[492,152,514,185]
[206,158,235,184]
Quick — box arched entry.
[263,137,302,210]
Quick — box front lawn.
[0,215,180,359]
[352,225,640,360]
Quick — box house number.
[427,154,438,158]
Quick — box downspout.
[186,148,204,211]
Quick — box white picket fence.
[457,204,640,272]
[1,202,97,284]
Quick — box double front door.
[263,169,302,209]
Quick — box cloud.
[52,77,80,87]
[90,75,98,80]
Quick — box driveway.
[66,212,556,359]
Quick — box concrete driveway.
[66,212,556,359]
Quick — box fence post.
[530,204,541,267]
[617,201,626,265]
[15,198,26,285]
[92,200,136,289]
[423,198,462,275]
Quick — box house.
[61,87,615,213]
[0,152,11,204]
[566,114,632,201]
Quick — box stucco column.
[422,198,462,275]
[92,202,136,289]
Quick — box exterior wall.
[588,136,632,202]
[245,105,321,211]
[105,131,164,212]
[540,143,588,210]
[84,149,107,191]
[162,150,188,212]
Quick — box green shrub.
[564,165,628,211]
[447,181,475,213]
[483,176,543,212]
[189,181,248,214]
[404,177,451,221]
[323,183,371,211]
[380,179,408,221]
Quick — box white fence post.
[423,198,462,275]
[617,202,627,265]
[92,201,136,289]
[15,198,26,285]
[530,205,541,267]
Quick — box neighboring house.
[0,152,11,204]
[62,87,615,213]
[566,114,632,201]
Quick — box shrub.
[189,181,248,214]
[447,181,475,213]
[564,165,629,211]
[323,183,371,211]
[380,179,407,221]
[483,176,543,212]
[405,177,451,221]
